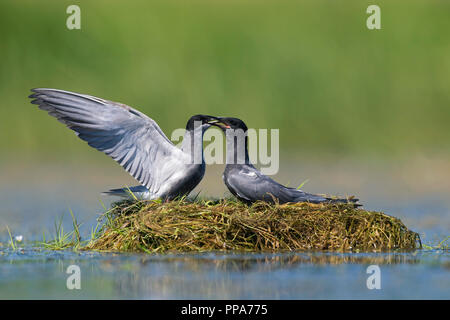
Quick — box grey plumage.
[223,164,355,205]
[29,88,215,200]
[215,117,360,206]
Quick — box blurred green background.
[1,0,449,160]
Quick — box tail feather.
[102,188,128,197]
[102,185,150,200]
[292,189,361,206]
[327,196,361,206]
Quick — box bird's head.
[185,114,224,132]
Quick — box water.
[0,249,448,299]
[0,161,449,299]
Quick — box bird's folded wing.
[228,167,293,203]
[29,88,184,195]
[226,167,263,202]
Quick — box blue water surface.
[0,167,448,299]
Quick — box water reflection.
[0,248,448,299]
[105,251,449,299]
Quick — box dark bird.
[29,88,221,200]
[212,117,360,206]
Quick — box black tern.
[29,88,221,200]
[213,117,360,205]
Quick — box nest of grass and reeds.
[83,199,421,253]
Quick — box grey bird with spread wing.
[29,88,221,200]
[212,117,360,206]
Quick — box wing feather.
[29,88,185,195]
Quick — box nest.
[84,199,421,253]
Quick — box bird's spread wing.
[29,88,185,195]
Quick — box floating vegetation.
[84,199,421,253]
[422,236,450,250]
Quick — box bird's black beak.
[208,117,231,129]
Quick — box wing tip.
[29,88,72,95]
[30,88,47,93]
[29,88,53,99]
